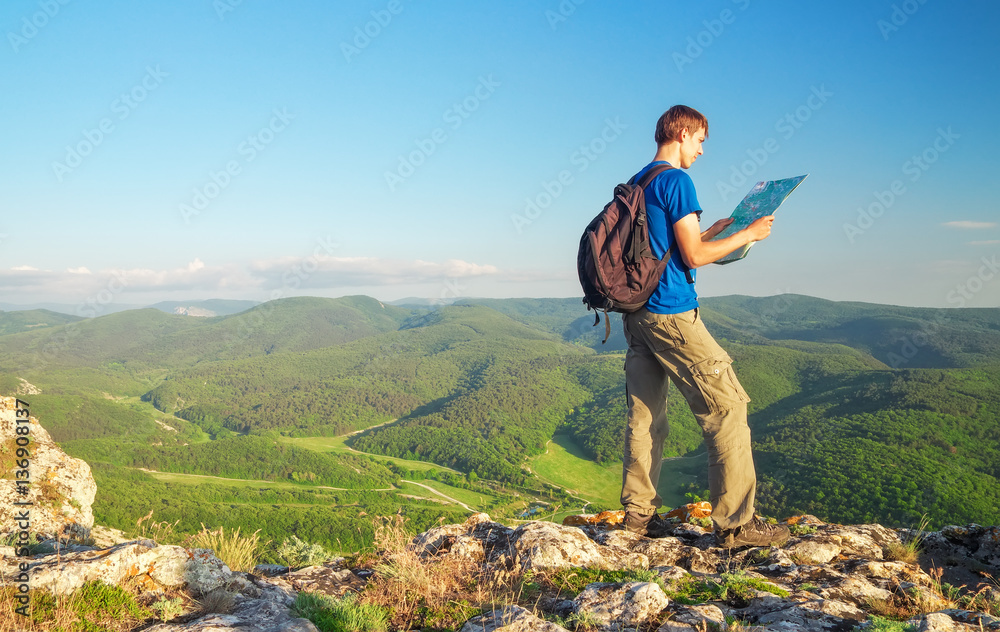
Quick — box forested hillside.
[2,294,999,548]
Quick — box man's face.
[679,127,706,169]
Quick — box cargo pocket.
[638,315,686,352]
[689,354,751,414]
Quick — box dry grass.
[353,514,520,631]
[885,515,930,564]
[183,523,263,573]
[865,568,958,621]
[196,588,237,615]
[132,509,181,545]
[0,579,157,631]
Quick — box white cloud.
[0,255,501,301]
[248,255,498,290]
[942,221,997,229]
[969,240,1000,246]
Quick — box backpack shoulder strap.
[628,163,674,188]
[628,162,694,284]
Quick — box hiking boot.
[624,510,670,537]
[714,516,790,548]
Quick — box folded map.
[711,174,808,264]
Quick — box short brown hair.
[655,105,708,145]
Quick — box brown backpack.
[577,164,681,343]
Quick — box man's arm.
[674,213,774,269]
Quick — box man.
[620,105,789,548]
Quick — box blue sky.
[2,0,998,312]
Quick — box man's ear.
[678,127,690,142]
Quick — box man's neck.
[653,143,682,168]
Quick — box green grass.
[139,469,332,491]
[547,567,667,597]
[866,615,918,632]
[665,571,789,606]
[529,433,703,512]
[529,433,622,509]
[139,468,391,494]
[656,454,705,509]
[397,479,496,510]
[276,435,460,473]
[292,591,390,632]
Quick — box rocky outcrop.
[399,512,1000,632]
[2,506,999,631]
[0,395,96,539]
[0,539,236,596]
[0,401,997,631]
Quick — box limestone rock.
[410,522,468,557]
[459,605,569,632]
[922,524,1000,573]
[573,581,670,628]
[656,604,728,632]
[741,595,866,630]
[90,524,131,548]
[937,610,1000,631]
[787,536,843,565]
[145,593,318,632]
[906,612,963,632]
[0,396,97,538]
[651,565,689,582]
[830,524,899,559]
[819,575,893,607]
[0,540,234,596]
[284,562,365,596]
[511,521,618,571]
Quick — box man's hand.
[676,213,777,268]
[701,217,735,241]
[746,215,775,242]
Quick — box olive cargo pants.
[621,307,756,530]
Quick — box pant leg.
[624,307,757,529]
[620,313,671,515]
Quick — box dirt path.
[400,479,476,512]
[135,468,394,492]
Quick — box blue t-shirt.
[633,161,701,314]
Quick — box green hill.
[3,293,999,543]
[0,309,82,336]
[0,295,410,373]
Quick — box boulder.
[573,581,670,628]
[786,536,843,565]
[656,604,728,632]
[0,540,235,596]
[0,396,96,538]
[510,521,645,571]
[459,605,569,632]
